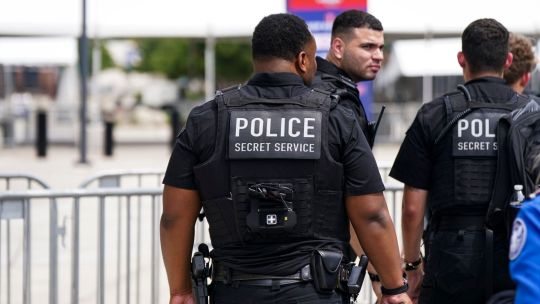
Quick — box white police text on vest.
[234,117,316,138]
[453,113,499,157]
[228,110,322,160]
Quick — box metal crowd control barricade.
[0,170,403,304]
[79,169,208,304]
[79,170,166,304]
[378,164,393,183]
[0,187,163,304]
[356,183,404,304]
[0,173,50,304]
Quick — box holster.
[310,249,343,293]
[191,250,210,304]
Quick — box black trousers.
[420,229,514,304]
[211,282,347,304]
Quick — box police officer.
[390,19,529,304]
[503,33,540,101]
[510,152,540,304]
[161,13,411,304]
[312,9,384,147]
[311,9,386,301]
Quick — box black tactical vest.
[429,86,529,215]
[193,87,348,249]
[312,72,372,145]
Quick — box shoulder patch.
[509,218,527,260]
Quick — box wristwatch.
[381,279,409,296]
[404,257,422,271]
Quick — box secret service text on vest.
[233,117,316,153]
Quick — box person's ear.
[296,50,308,74]
[457,51,466,68]
[330,37,345,60]
[520,72,532,87]
[503,52,513,70]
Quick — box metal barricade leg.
[136,196,142,304]
[117,198,122,304]
[50,199,59,304]
[72,198,80,304]
[98,197,105,304]
[8,220,11,304]
[23,199,32,304]
[126,196,131,304]
[151,195,159,304]
[0,219,2,304]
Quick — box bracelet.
[381,280,409,296]
[404,257,422,271]
[368,272,380,282]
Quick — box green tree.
[216,39,252,83]
[134,38,204,79]
[89,40,116,74]
[133,38,252,83]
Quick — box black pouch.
[310,249,342,293]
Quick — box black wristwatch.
[404,257,422,271]
[381,279,409,296]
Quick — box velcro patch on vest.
[229,110,322,159]
[452,111,501,157]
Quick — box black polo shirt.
[162,72,384,275]
[164,72,384,196]
[390,77,520,190]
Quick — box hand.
[405,267,423,304]
[380,292,412,304]
[371,280,382,304]
[170,292,196,304]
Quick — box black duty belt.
[212,262,356,288]
[212,263,313,287]
[435,215,485,231]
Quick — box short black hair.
[462,18,509,74]
[331,10,383,38]
[252,13,312,61]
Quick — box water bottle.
[510,184,525,207]
[507,184,525,233]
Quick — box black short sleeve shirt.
[390,77,521,190]
[163,72,384,196]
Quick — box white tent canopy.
[0,0,287,38]
[0,38,77,66]
[370,0,540,35]
[391,38,462,78]
[2,0,540,38]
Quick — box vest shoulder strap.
[434,86,527,145]
[319,72,357,91]
[218,85,334,110]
